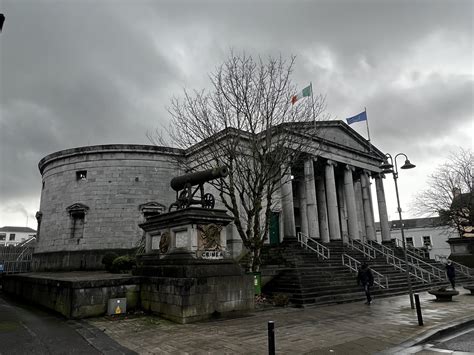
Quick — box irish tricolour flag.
[291,84,312,105]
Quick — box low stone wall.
[2,272,141,318]
[2,270,254,323]
[141,274,254,324]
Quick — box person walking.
[357,262,374,305]
[445,260,456,289]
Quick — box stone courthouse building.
[33,120,392,270]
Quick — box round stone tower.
[34,144,183,271]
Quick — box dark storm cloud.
[0,0,472,224]
[0,0,180,202]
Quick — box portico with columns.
[276,121,391,245]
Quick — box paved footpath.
[87,291,474,354]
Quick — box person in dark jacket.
[445,260,456,289]
[357,262,374,304]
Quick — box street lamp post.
[380,153,416,309]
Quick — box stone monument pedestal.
[134,207,254,324]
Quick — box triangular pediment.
[288,120,385,159]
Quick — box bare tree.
[414,147,473,237]
[154,52,328,271]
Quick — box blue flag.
[346,111,367,125]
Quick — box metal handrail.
[405,254,445,280]
[392,240,427,259]
[0,245,34,274]
[406,244,427,259]
[297,232,330,260]
[383,250,443,283]
[357,240,444,284]
[345,239,376,259]
[341,253,388,289]
[369,241,395,257]
[435,255,473,278]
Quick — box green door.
[269,212,280,245]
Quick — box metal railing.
[435,255,473,278]
[345,239,376,259]
[369,241,395,257]
[406,244,428,259]
[392,239,427,259]
[0,244,34,274]
[405,253,445,281]
[341,253,388,289]
[356,240,445,284]
[297,232,330,260]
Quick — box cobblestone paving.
[87,291,474,354]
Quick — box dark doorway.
[269,212,280,245]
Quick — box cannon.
[168,166,228,211]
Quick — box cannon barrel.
[170,166,228,191]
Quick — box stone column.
[280,165,296,238]
[337,178,348,243]
[361,171,376,241]
[304,159,320,240]
[298,180,309,237]
[325,160,341,240]
[316,176,330,243]
[375,174,391,242]
[343,165,359,240]
[354,178,364,240]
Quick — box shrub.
[110,255,136,274]
[102,252,119,272]
[272,293,290,307]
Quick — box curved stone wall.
[34,144,183,270]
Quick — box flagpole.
[310,82,316,122]
[310,82,318,139]
[365,107,372,153]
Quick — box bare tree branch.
[413,147,473,237]
[163,51,327,271]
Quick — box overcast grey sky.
[0,0,472,228]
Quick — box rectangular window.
[406,237,413,246]
[76,170,87,181]
[422,236,432,246]
[70,211,85,239]
[0,233,5,241]
[9,233,16,241]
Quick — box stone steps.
[259,240,468,307]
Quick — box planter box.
[464,285,474,295]
[428,289,459,301]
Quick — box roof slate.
[0,226,37,233]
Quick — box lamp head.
[400,159,416,170]
[380,160,394,172]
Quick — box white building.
[0,226,37,246]
[376,217,457,259]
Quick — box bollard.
[414,293,423,326]
[268,321,275,355]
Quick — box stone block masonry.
[2,272,142,319]
[35,145,183,271]
[2,271,254,324]
[140,274,254,324]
